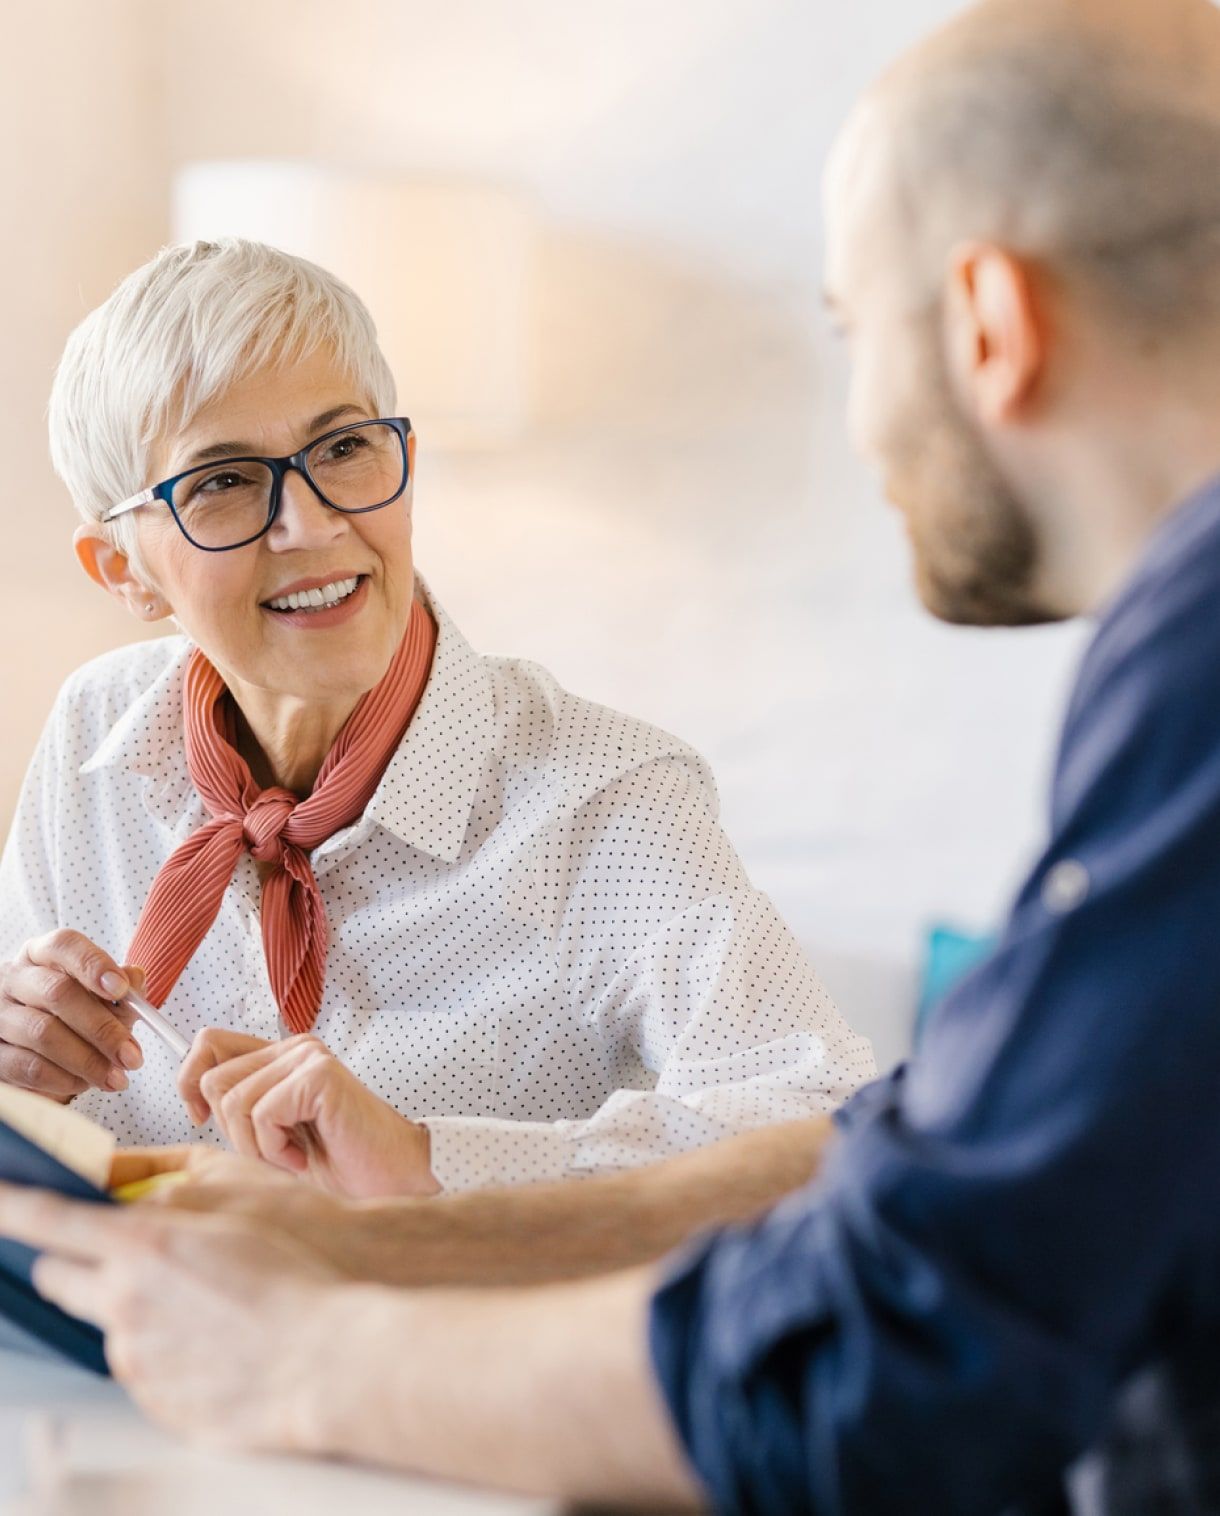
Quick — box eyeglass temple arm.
[101,487,156,524]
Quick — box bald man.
[4,0,1220,1510]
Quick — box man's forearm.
[298,1268,702,1510]
[341,1116,832,1287]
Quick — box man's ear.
[73,525,169,623]
[943,242,1046,426]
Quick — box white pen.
[119,988,192,1063]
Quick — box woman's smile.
[259,570,372,629]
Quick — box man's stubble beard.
[899,323,1060,629]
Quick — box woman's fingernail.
[101,972,129,1000]
[117,1040,143,1071]
[106,1068,129,1092]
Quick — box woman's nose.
[266,469,348,550]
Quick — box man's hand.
[0,1180,346,1452]
[111,1145,362,1274]
[110,1144,299,1195]
[178,1031,440,1199]
[0,1180,701,1508]
[0,931,145,1103]
[110,1118,835,1292]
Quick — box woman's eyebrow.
[182,404,370,467]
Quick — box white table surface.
[0,1342,560,1516]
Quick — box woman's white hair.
[48,238,397,569]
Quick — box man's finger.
[30,1254,108,1328]
[108,1146,197,1189]
[0,1182,135,1260]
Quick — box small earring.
[145,601,156,616]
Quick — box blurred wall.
[1,1,1092,1062]
[0,1,168,813]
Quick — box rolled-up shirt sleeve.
[648,521,1220,1514]
[424,755,876,1191]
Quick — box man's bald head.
[870,0,1220,324]
[823,0,1220,629]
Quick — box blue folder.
[0,1118,111,1376]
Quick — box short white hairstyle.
[48,238,397,567]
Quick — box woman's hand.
[178,1031,441,1199]
[0,1180,348,1453]
[0,931,145,1102]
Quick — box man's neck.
[1034,404,1220,617]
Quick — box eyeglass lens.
[170,422,406,549]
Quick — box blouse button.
[1041,858,1090,914]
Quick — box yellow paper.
[110,1172,190,1204]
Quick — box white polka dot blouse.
[0,578,876,1190]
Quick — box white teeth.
[266,576,360,613]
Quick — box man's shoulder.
[1056,482,1220,823]
[1079,482,1220,701]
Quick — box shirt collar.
[78,577,494,865]
[79,639,192,782]
[363,577,495,863]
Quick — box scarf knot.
[242,790,298,861]
[127,600,436,1034]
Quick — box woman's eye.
[321,433,367,462]
[189,470,249,502]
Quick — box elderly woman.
[0,239,873,1198]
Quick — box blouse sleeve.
[0,698,67,961]
[423,754,876,1191]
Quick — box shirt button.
[1042,858,1090,914]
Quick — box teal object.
[916,925,997,1044]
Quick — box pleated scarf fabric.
[127,599,436,1033]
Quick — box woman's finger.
[249,1053,336,1173]
[16,968,144,1072]
[0,993,129,1092]
[194,1034,326,1125]
[213,1042,324,1161]
[20,929,129,1003]
[178,1029,273,1124]
[0,1041,86,1101]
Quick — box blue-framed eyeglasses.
[102,416,413,552]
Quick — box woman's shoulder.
[26,636,190,785]
[482,651,718,814]
[56,635,190,712]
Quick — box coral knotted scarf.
[127,599,435,1033]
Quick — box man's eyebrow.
[180,404,371,468]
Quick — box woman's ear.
[73,525,169,623]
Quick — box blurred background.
[0,0,1088,1066]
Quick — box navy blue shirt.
[650,477,1220,1515]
